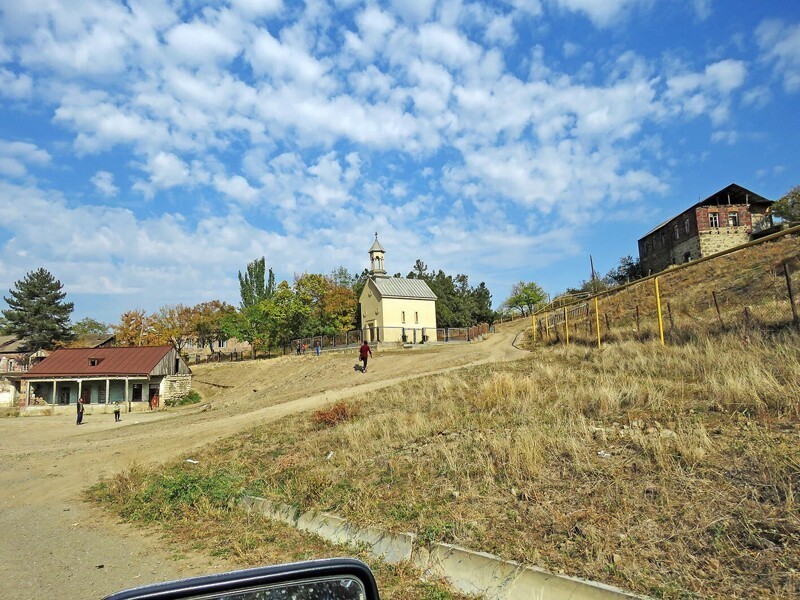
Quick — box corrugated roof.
[372,277,437,300]
[22,346,174,378]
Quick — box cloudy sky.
[0,0,798,324]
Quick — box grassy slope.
[540,234,800,345]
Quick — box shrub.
[311,400,360,427]
[166,390,202,407]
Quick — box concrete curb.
[240,495,646,599]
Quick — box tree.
[2,268,74,350]
[221,303,270,356]
[604,255,643,286]
[505,281,547,316]
[151,304,195,351]
[772,185,800,225]
[193,301,236,351]
[72,317,110,337]
[238,256,276,309]
[114,309,157,346]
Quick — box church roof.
[369,238,385,253]
[371,277,437,300]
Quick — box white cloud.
[0,68,33,98]
[165,20,240,67]
[229,0,284,18]
[90,170,118,196]
[692,0,712,21]
[389,0,436,23]
[213,173,260,204]
[664,59,746,124]
[549,0,646,28]
[0,140,51,177]
[485,14,516,45]
[710,130,737,145]
[247,28,330,86]
[756,19,800,93]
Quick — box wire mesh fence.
[533,227,800,347]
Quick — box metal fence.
[532,225,800,347]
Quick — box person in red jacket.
[359,341,372,373]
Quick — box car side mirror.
[104,557,380,600]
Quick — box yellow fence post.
[654,276,665,346]
[594,297,601,349]
[563,306,569,345]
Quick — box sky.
[0,0,798,325]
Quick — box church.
[359,236,438,344]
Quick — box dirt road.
[0,321,528,599]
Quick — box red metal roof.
[22,346,174,378]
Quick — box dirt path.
[0,321,529,599]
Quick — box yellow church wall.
[381,297,438,342]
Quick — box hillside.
[91,323,799,598]
[534,230,800,345]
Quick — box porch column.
[52,380,56,407]
[125,378,130,412]
[105,379,110,405]
[77,379,82,405]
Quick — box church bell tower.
[369,233,387,277]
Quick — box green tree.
[267,281,309,350]
[505,281,547,316]
[772,185,800,225]
[238,256,276,309]
[2,268,74,350]
[221,303,270,355]
[193,301,236,351]
[603,255,643,286]
[72,317,110,337]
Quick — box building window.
[684,219,690,234]
[728,212,739,227]
[674,224,679,240]
[415,312,419,323]
[661,232,667,246]
[88,358,99,367]
[218,339,227,349]
[709,212,719,228]
[401,311,406,323]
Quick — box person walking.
[359,340,372,373]
[113,400,122,422]
[76,398,84,425]
[296,341,302,356]
[315,339,321,356]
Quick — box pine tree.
[2,268,74,350]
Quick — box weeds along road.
[0,320,529,600]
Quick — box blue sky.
[0,0,798,324]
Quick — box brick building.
[638,183,773,275]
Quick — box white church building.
[358,236,438,343]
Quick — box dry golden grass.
[537,234,800,346]
[167,329,800,599]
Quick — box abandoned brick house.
[638,183,774,275]
[7,345,191,411]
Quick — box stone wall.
[160,374,192,403]
[699,228,751,256]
